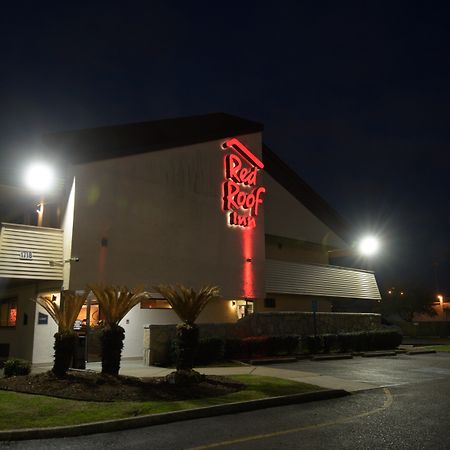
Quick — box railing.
[0,223,64,280]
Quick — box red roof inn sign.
[221,138,265,229]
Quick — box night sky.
[1,2,449,295]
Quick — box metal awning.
[0,223,64,280]
[265,259,381,300]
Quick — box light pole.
[358,236,380,257]
[328,235,381,259]
[23,162,55,227]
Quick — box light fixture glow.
[358,236,380,256]
[24,163,54,193]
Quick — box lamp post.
[328,235,381,259]
[358,236,380,257]
[24,162,55,227]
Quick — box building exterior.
[0,113,381,364]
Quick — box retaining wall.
[144,312,381,365]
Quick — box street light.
[24,162,55,226]
[24,162,55,193]
[358,236,380,257]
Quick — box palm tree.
[89,285,148,376]
[35,290,88,378]
[152,285,220,376]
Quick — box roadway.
[3,352,450,449]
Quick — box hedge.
[224,335,300,360]
[167,329,402,365]
[169,337,225,366]
[302,330,402,354]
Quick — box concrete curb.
[249,357,297,365]
[311,354,353,361]
[0,389,349,441]
[406,349,436,355]
[361,351,397,357]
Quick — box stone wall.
[238,312,381,336]
[144,312,381,365]
[143,322,242,365]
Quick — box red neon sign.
[221,138,265,229]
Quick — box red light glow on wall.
[221,138,265,229]
[242,228,255,297]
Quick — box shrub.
[300,330,403,354]
[194,337,225,365]
[322,334,338,353]
[337,332,355,352]
[3,358,31,378]
[369,330,403,350]
[337,330,402,352]
[267,336,300,355]
[241,336,270,358]
[302,335,322,354]
[224,338,242,360]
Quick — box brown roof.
[43,112,263,164]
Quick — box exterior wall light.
[24,162,55,193]
[358,236,380,256]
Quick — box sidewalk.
[402,337,450,346]
[33,359,379,393]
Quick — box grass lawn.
[425,345,450,352]
[0,375,323,430]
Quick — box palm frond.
[153,284,220,324]
[89,285,149,326]
[35,291,89,333]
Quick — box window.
[0,298,17,327]
[264,298,276,308]
[235,300,254,319]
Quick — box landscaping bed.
[0,375,323,430]
[0,370,244,402]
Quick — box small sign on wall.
[38,312,48,325]
[19,250,33,260]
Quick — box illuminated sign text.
[221,138,265,229]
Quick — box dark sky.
[1,1,449,295]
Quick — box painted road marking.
[186,388,393,450]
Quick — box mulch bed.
[0,370,244,402]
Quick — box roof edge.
[262,144,353,244]
[42,112,264,165]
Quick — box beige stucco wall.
[62,178,76,289]
[68,133,265,300]
[255,294,332,313]
[263,173,346,249]
[32,288,60,364]
[265,235,329,264]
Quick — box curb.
[406,349,436,355]
[0,389,349,441]
[311,354,353,361]
[249,357,297,365]
[361,351,397,357]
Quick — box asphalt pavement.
[3,352,450,449]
